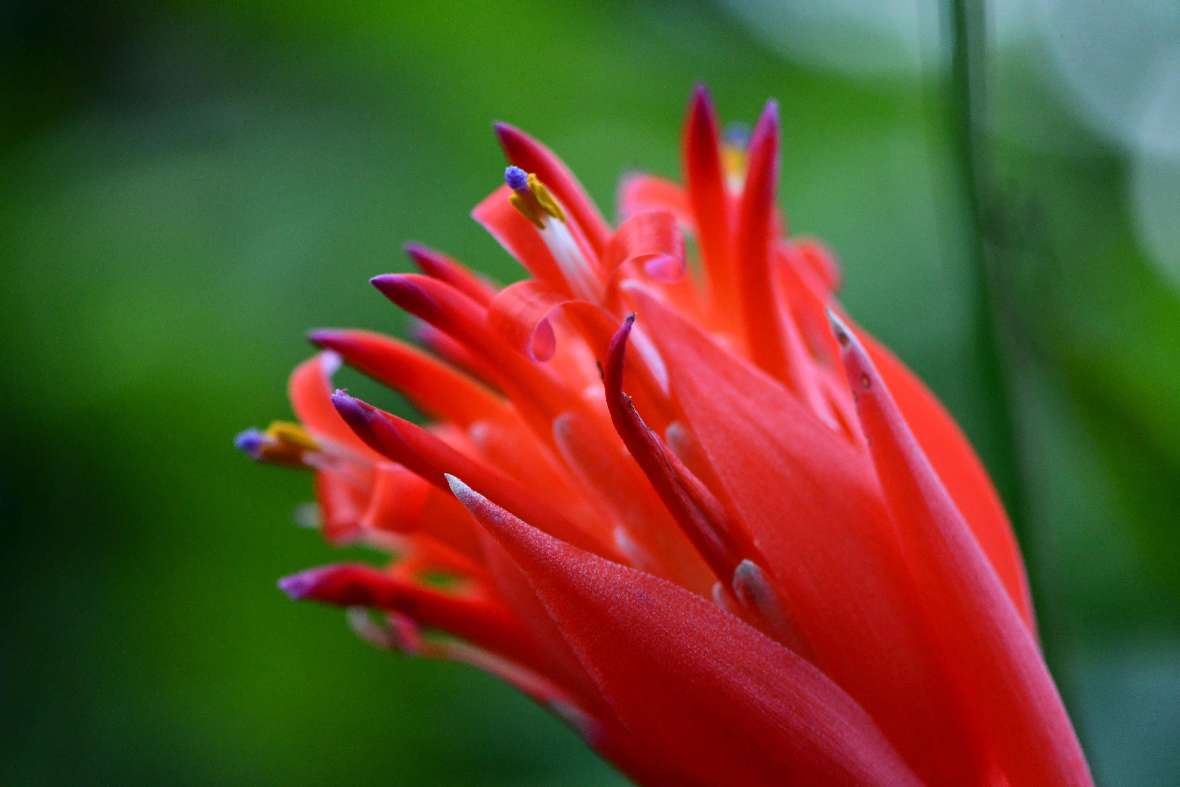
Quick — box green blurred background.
[4,1,1178,784]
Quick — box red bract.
[237,86,1092,786]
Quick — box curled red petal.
[603,210,685,281]
[372,273,576,432]
[617,174,691,226]
[486,280,567,362]
[603,316,752,583]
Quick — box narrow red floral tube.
[237,85,1093,786]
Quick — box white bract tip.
[826,308,852,348]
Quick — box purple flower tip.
[331,388,371,428]
[234,428,265,458]
[307,329,333,347]
[277,570,319,599]
[370,273,408,297]
[505,165,529,191]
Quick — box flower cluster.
[237,87,1091,786]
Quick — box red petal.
[862,331,1035,628]
[494,122,611,256]
[279,563,544,673]
[791,236,841,293]
[833,316,1092,786]
[472,185,566,287]
[288,353,379,459]
[617,174,691,226]
[682,86,737,322]
[371,273,572,426]
[603,316,752,584]
[404,243,497,306]
[486,280,567,362]
[734,102,793,382]
[447,476,923,787]
[552,409,714,593]
[635,293,979,785]
[484,282,642,402]
[314,469,370,544]
[603,210,685,281]
[358,462,430,532]
[330,391,614,559]
[309,329,508,427]
[408,320,502,391]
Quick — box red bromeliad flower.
[237,87,1092,786]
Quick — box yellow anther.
[507,172,566,229]
[247,421,320,467]
[266,421,319,450]
[721,144,747,183]
[527,173,566,223]
[509,191,546,229]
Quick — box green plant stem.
[945,0,1087,731]
[947,1,1024,529]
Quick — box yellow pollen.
[254,421,320,466]
[508,172,566,228]
[266,421,318,450]
[721,144,747,183]
[527,173,566,223]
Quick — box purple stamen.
[234,428,266,459]
[723,122,751,149]
[504,165,529,192]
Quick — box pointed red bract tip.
[682,82,737,323]
[755,99,779,135]
[403,243,496,306]
[735,97,789,382]
[444,473,479,511]
[744,100,780,203]
[402,242,432,263]
[835,319,1093,786]
[307,328,343,349]
[330,388,372,434]
[278,566,331,600]
[690,83,713,112]
[370,272,421,303]
[277,563,387,605]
